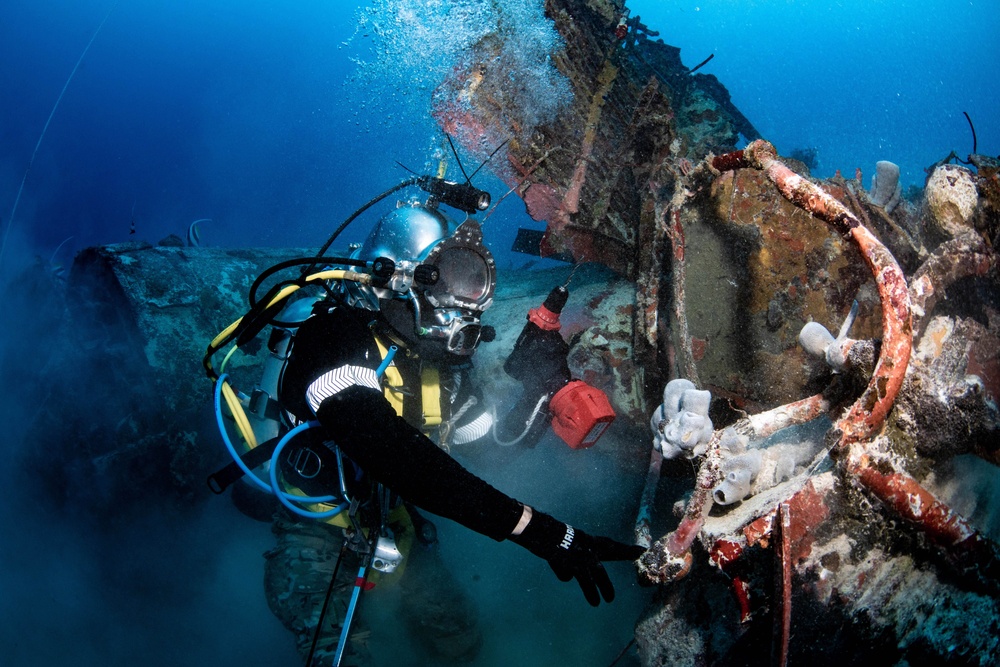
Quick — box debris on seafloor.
[432,0,1000,663]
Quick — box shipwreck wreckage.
[5,0,998,665]
[433,1,1000,664]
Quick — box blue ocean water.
[0,1,997,665]
[2,1,997,275]
[628,0,998,191]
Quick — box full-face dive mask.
[346,201,497,356]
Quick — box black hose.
[248,256,365,308]
[212,179,422,364]
[689,53,714,74]
[308,177,421,273]
[963,111,978,154]
[306,542,348,667]
[608,637,636,666]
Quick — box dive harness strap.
[206,436,281,494]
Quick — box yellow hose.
[208,269,377,444]
[205,269,372,376]
[221,380,258,449]
[219,344,239,374]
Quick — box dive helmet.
[347,201,496,356]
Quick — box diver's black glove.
[509,508,646,606]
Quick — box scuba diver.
[204,157,645,665]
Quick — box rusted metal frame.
[634,447,664,548]
[709,475,831,626]
[714,139,913,446]
[708,536,754,623]
[740,392,831,441]
[549,34,622,232]
[660,191,701,385]
[641,134,918,585]
[631,185,700,550]
[642,140,994,588]
[845,447,1000,586]
[711,140,1000,587]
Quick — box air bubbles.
[347,0,571,152]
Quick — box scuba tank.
[248,296,318,443]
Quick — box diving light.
[418,176,491,214]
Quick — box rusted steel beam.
[634,447,664,548]
[741,393,831,442]
[660,198,700,385]
[709,538,754,623]
[709,477,833,627]
[846,449,1000,586]
[772,502,792,667]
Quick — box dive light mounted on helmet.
[416,175,491,214]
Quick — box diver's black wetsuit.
[279,302,523,541]
[266,299,643,663]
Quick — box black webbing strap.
[207,436,281,494]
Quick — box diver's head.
[347,200,496,357]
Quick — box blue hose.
[215,375,341,509]
[375,346,398,378]
[215,345,398,521]
[334,564,369,667]
[269,422,348,519]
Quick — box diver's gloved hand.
[509,507,646,606]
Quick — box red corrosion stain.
[691,337,707,361]
[733,576,753,623]
[784,480,831,565]
[617,303,635,317]
[743,513,775,548]
[709,538,745,568]
[785,236,806,254]
[523,183,563,224]
[671,211,686,261]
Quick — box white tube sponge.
[650,379,714,459]
[651,378,695,453]
[869,160,902,213]
[661,378,695,420]
[799,321,835,357]
[713,449,763,505]
[799,301,860,373]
